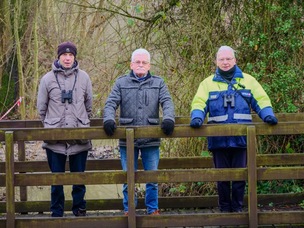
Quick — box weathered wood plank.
[4,160,123,173]
[11,127,126,141]
[134,122,304,138]
[257,167,304,180]
[258,211,304,224]
[137,213,249,227]
[247,126,258,228]
[126,128,136,228]
[0,211,301,228]
[136,168,247,183]
[2,122,303,142]
[256,154,304,166]
[5,131,15,228]
[0,113,303,128]
[1,154,303,174]
[14,216,128,228]
[17,141,27,202]
[0,193,303,213]
[15,172,127,186]
[13,166,303,187]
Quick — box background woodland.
[0,0,303,195]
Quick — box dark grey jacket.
[103,71,175,148]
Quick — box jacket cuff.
[191,109,205,121]
[259,107,275,120]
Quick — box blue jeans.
[212,148,247,212]
[120,146,159,214]
[46,149,88,217]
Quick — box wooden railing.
[0,113,303,228]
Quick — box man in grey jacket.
[103,48,175,215]
[37,41,93,217]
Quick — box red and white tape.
[0,97,23,120]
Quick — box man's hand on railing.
[103,120,117,136]
[264,115,278,125]
[190,118,203,128]
[161,119,175,135]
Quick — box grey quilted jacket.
[103,71,175,148]
[37,60,93,155]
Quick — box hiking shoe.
[124,211,128,216]
[149,209,160,215]
[74,208,86,216]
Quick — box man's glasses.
[133,61,150,65]
[217,57,234,62]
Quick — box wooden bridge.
[0,113,303,227]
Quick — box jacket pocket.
[75,118,91,144]
[43,117,61,144]
[119,118,134,125]
[43,117,61,128]
[208,91,225,117]
[77,117,90,127]
[147,118,159,125]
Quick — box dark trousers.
[46,149,88,217]
[212,148,247,212]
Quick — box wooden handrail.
[0,113,303,128]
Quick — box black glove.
[161,119,175,135]
[190,118,203,128]
[264,115,278,125]
[103,120,117,136]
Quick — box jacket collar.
[130,70,152,81]
[52,60,79,76]
[213,65,243,83]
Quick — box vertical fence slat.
[247,126,258,227]
[18,141,27,204]
[5,131,15,228]
[126,128,136,228]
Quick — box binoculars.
[61,90,73,104]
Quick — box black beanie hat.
[57,41,77,58]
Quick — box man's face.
[130,53,150,77]
[216,50,236,71]
[59,53,75,69]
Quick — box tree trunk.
[13,0,25,119]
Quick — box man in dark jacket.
[37,41,93,217]
[103,48,175,215]
[190,45,278,213]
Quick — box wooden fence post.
[126,128,136,227]
[18,141,27,206]
[247,126,258,227]
[5,131,15,228]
